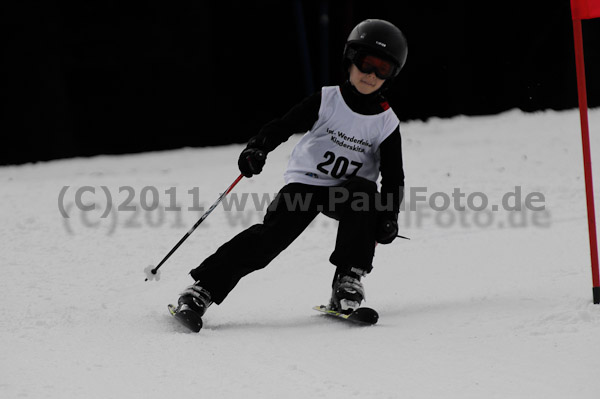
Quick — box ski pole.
[144,173,244,281]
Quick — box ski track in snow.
[1,108,600,398]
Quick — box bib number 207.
[316,151,363,179]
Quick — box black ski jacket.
[249,81,405,214]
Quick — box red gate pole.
[572,17,600,304]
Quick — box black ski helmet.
[344,19,408,78]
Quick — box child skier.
[174,19,408,330]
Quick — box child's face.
[349,64,385,95]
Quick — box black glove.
[238,148,266,177]
[375,212,399,244]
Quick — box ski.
[313,305,379,325]
[168,303,378,332]
[168,304,203,332]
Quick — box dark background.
[2,1,599,165]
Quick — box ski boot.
[328,268,367,314]
[171,282,212,332]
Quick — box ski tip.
[168,304,203,332]
[348,307,379,325]
[313,305,378,325]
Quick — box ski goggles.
[351,51,396,80]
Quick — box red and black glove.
[238,137,267,178]
[375,211,399,244]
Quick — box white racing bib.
[284,86,399,186]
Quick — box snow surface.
[2,108,600,399]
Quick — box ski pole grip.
[382,221,394,232]
[255,150,266,161]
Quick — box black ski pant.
[189,177,379,304]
